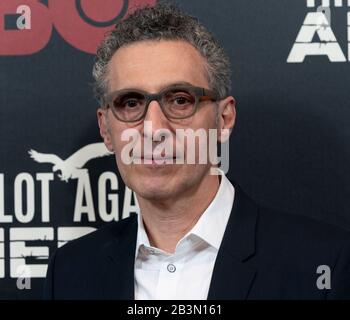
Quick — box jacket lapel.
[101,215,138,300]
[207,184,258,299]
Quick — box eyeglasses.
[103,84,218,122]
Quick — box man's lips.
[131,155,180,165]
[133,156,176,161]
[142,155,176,160]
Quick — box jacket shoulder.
[258,204,350,244]
[43,215,137,299]
[51,214,137,265]
[255,202,350,277]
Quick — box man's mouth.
[133,154,178,165]
[143,154,175,160]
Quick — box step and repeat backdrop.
[0,0,349,299]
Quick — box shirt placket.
[155,255,184,300]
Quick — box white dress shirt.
[134,171,235,300]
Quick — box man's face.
[97,40,234,201]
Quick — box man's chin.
[129,168,178,200]
[120,164,194,200]
[134,184,174,201]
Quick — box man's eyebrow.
[116,81,197,92]
[161,81,196,88]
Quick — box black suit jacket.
[43,183,350,299]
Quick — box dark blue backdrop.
[0,0,349,299]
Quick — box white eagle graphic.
[28,143,113,182]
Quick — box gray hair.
[92,2,231,105]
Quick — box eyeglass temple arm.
[200,89,218,102]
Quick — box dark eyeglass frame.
[103,84,219,123]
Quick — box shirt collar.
[185,170,235,250]
[136,207,152,249]
[135,169,235,256]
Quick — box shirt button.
[167,264,176,273]
[148,249,155,254]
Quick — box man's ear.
[97,108,114,152]
[217,96,236,143]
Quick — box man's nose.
[143,100,170,132]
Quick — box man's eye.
[174,97,190,105]
[123,99,141,108]
[171,94,193,106]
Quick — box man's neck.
[136,173,220,254]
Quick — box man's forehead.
[107,40,209,92]
[111,39,205,63]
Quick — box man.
[44,3,350,299]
